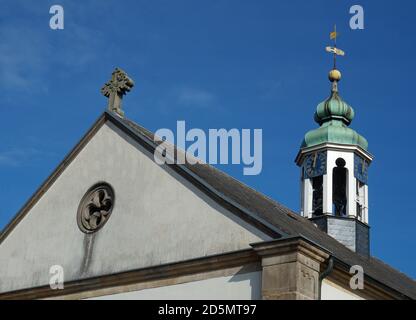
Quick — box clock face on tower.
[303,151,327,179]
[354,154,369,184]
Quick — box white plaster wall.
[321,279,364,300]
[0,122,270,293]
[89,271,261,300]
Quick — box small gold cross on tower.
[101,68,134,118]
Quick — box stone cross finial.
[101,68,134,117]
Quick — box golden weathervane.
[325,25,345,70]
[325,25,344,89]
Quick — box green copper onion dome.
[301,69,368,150]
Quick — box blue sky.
[1,0,415,278]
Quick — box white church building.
[0,66,415,300]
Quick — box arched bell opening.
[332,158,348,216]
[312,175,323,216]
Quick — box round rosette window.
[77,183,115,233]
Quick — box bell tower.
[295,28,373,255]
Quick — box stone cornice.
[0,248,259,300]
[251,236,331,263]
[330,257,412,300]
[1,236,410,300]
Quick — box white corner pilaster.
[322,173,332,214]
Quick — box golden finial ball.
[329,69,342,82]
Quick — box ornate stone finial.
[101,68,134,117]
